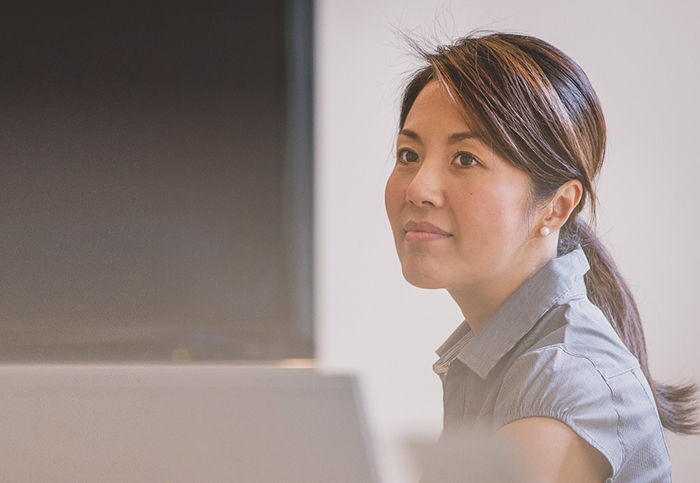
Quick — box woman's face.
[385,81,537,292]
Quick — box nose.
[405,161,445,208]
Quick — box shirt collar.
[435,247,590,379]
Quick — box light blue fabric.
[435,248,671,482]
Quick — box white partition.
[314,2,700,482]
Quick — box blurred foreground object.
[0,365,378,483]
[420,433,519,483]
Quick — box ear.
[540,179,583,232]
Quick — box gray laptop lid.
[0,365,379,483]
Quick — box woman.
[385,32,698,482]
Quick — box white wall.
[314,2,700,482]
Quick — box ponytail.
[560,217,700,434]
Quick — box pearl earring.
[540,226,550,237]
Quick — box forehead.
[403,81,475,133]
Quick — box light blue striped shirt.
[434,248,671,482]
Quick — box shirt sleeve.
[491,346,628,478]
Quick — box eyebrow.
[399,129,478,144]
[447,131,478,143]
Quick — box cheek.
[491,186,533,235]
[455,184,531,238]
[384,173,405,224]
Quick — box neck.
[448,241,557,333]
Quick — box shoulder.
[498,296,645,425]
[494,344,621,430]
[522,297,641,378]
[487,282,672,480]
[495,416,612,483]
[493,342,666,479]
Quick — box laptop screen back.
[0,365,379,483]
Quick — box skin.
[385,81,610,482]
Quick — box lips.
[403,220,452,242]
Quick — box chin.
[401,265,448,290]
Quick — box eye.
[453,152,478,167]
[397,148,419,164]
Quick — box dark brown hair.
[399,32,699,434]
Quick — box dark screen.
[0,1,313,361]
